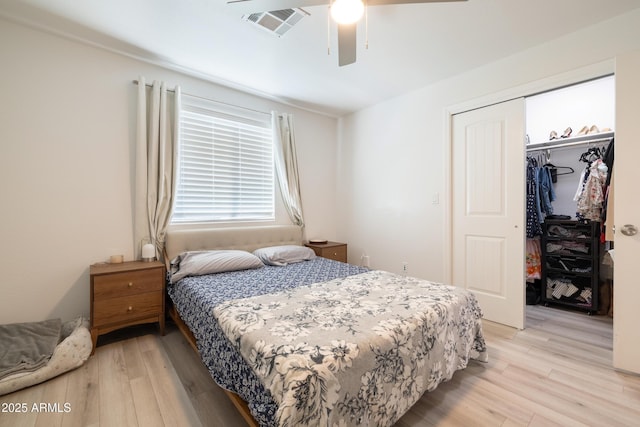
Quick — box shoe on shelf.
[549,130,558,140]
[561,127,572,138]
[601,127,612,132]
[577,125,589,136]
[588,125,600,134]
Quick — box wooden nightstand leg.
[159,316,165,336]
[90,327,98,356]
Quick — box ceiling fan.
[227,0,467,66]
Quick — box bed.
[165,225,487,426]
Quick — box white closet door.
[452,98,526,329]
[613,49,640,374]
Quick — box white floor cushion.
[0,318,92,396]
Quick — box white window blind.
[172,95,274,223]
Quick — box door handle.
[620,224,638,236]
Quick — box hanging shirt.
[526,159,543,237]
[534,166,543,223]
[577,159,608,221]
[538,166,555,217]
[573,167,588,202]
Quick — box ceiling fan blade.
[227,0,326,14]
[337,23,357,67]
[367,0,466,5]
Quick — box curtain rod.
[526,132,614,152]
[132,80,271,117]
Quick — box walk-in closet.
[524,76,615,318]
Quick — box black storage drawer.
[541,219,600,312]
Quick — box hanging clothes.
[538,166,556,216]
[527,149,559,224]
[603,139,614,186]
[526,237,542,281]
[526,158,543,290]
[526,158,543,237]
[576,158,608,221]
[604,175,615,241]
[601,139,614,241]
[573,167,589,203]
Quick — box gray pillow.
[170,250,263,283]
[253,245,316,266]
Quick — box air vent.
[243,8,309,37]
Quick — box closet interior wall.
[526,76,615,144]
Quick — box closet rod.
[132,80,271,117]
[526,131,614,152]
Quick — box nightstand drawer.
[93,268,163,299]
[93,291,163,327]
[320,245,347,262]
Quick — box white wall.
[0,18,339,324]
[338,9,640,280]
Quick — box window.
[172,95,274,223]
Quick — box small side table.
[89,260,165,354]
[305,241,347,263]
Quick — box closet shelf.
[526,130,614,152]
[545,236,592,242]
[545,268,593,278]
[545,253,593,261]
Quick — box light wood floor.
[1,305,639,427]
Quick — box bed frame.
[164,225,304,427]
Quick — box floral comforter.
[168,257,369,425]
[214,270,487,427]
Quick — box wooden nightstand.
[89,260,165,354]
[305,241,347,263]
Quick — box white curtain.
[134,77,181,260]
[272,112,304,227]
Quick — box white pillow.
[253,245,316,266]
[170,250,263,283]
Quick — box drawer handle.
[127,306,133,312]
[334,252,338,256]
[128,282,133,288]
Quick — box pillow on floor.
[0,318,92,396]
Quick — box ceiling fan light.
[331,0,364,25]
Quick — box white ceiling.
[2,0,639,116]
